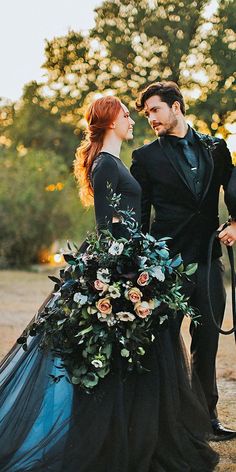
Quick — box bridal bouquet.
[18,192,198,391]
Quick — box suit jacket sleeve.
[220,139,236,217]
[130,149,151,233]
[225,166,236,218]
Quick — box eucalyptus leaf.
[75,325,93,337]
[97,367,110,378]
[71,376,81,385]
[185,263,198,276]
[83,373,99,388]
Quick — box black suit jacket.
[131,129,235,264]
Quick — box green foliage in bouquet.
[18,191,198,391]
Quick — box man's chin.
[154,128,167,137]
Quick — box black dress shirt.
[163,126,206,199]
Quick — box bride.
[0,95,218,471]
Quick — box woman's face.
[113,103,135,141]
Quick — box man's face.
[144,95,178,136]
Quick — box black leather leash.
[206,222,236,342]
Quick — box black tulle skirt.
[0,293,219,472]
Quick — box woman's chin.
[126,132,134,141]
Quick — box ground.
[0,269,235,470]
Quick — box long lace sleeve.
[92,154,119,233]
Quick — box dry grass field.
[0,269,235,470]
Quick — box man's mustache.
[152,122,162,129]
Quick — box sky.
[0,0,99,101]
[0,0,220,103]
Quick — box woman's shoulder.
[90,152,119,186]
[92,152,119,175]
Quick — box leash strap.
[206,223,236,341]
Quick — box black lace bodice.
[91,152,141,233]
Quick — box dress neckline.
[98,151,121,160]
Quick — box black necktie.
[178,139,198,173]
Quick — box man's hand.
[218,221,236,246]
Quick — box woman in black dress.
[0,96,218,471]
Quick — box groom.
[131,81,236,440]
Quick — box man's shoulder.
[133,139,160,157]
[192,129,223,150]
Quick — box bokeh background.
[0,3,236,467]
[0,0,235,267]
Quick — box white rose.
[150,266,165,282]
[91,359,103,368]
[108,241,124,256]
[97,268,111,283]
[116,311,136,322]
[108,285,121,299]
[73,293,88,306]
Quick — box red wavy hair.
[74,96,122,207]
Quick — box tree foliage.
[1,0,235,152]
[0,149,93,267]
[41,0,208,118]
[28,0,234,138]
[6,82,78,166]
[0,0,235,267]
[189,0,236,135]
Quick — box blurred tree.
[0,99,15,148]
[1,1,234,151]
[41,1,207,125]
[91,0,208,91]
[0,149,92,267]
[38,0,235,136]
[1,0,235,266]
[41,31,100,127]
[3,82,78,167]
[188,0,236,136]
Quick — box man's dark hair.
[136,81,185,115]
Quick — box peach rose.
[96,297,112,316]
[137,271,149,286]
[125,287,143,304]
[94,280,108,292]
[134,301,151,318]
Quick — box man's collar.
[164,125,195,146]
[185,126,195,144]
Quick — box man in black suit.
[131,81,236,440]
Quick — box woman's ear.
[107,121,116,129]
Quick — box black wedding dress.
[0,153,219,471]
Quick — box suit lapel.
[193,130,214,203]
[159,137,196,199]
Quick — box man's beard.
[155,112,178,136]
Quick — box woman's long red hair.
[74,96,122,207]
